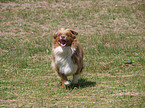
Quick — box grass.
[0,0,145,107]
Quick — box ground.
[0,0,145,107]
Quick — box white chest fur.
[53,46,78,76]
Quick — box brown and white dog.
[52,28,84,87]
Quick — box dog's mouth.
[59,38,67,47]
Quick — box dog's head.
[53,28,78,47]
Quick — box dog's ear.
[53,33,57,39]
[67,29,78,39]
[69,29,78,35]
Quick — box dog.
[52,28,84,87]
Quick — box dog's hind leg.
[72,74,79,84]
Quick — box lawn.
[0,0,145,107]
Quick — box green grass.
[0,0,145,107]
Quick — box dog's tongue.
[60,40,66,45]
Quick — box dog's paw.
[64,80,71,86]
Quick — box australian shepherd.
[52,28,84,87]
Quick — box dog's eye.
[58,33,62,36]
[66,33,70,36]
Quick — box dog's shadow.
[66,78,96,89]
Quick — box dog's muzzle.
[59,35,67,47]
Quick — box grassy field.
[0,0,145,107]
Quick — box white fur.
[53,46,78,76]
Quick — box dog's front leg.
[52,63,70,87]
[58,73,71,87]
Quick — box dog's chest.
[53,46,77,76]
